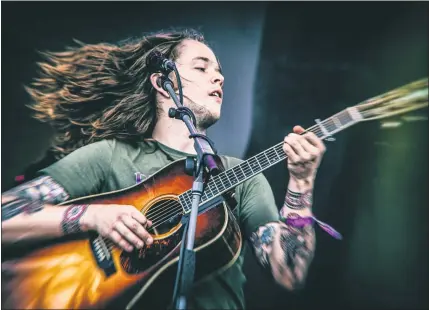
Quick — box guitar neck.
[179,107,363,213]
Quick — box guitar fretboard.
[178,107,361,212]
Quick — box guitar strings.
[144,111,358,230]
[147,106,418,226]
[145,111,348,221]
[146,111,354,228]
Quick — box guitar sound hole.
[120,197,184,274]
[145,198,183,236]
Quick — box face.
[173,40,224,130]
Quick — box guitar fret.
[263,152,272,165]
[255,153,268,168]
[221,172,233,188]
[273,146,283,159]
[340,110,353,126]
[240,164,249,178]
[211,177,221,192]
[250,157,262,171]
[181,192,190,212]
[179,195,187,212]
[227,169,239,184]
[234,165,245,180]
[216,175,227,192]
[242,162,253,177]
[325,119,337,132]
[268,148,279,161]
[205,185,214,199]
[332,116,342,128]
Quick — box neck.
[152,114,206,155]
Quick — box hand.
[283,125,326,181]
[81,204,153,252]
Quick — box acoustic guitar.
[1,78,427,309]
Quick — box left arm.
[250,126,325,290]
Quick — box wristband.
[282,214,343,240]
[61,204,89,234]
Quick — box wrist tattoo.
[1,176,70,222]
[284,189,313,210]
[61,204,89,234]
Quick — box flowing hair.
[26,29,207,159]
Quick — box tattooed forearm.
[1,176,69,222]
[251,220,315,290]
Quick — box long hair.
[26,29,206,159]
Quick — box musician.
[1,29,328,309]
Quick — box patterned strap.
[283,214,343,240]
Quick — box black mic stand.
[157,75,219,310]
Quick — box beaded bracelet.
[61,204,89,234]
[283,214,343,240]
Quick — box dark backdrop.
[1,2,428,310]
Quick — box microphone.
[146,50,176,73]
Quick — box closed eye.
[195,67,206,72]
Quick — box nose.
[211,71,224,88]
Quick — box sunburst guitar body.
[1,158,242,309]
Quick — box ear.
[150,73,170,99]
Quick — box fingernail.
[147,237,153,244]
[138,242,143,248]
[128,246,133,252]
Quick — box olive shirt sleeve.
[237,173,280,239]
[38,140,114,200]
[221,156,280,239]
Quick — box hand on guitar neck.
[1,177,153,252]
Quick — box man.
[1,29,329,309]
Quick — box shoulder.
[72,139,115,155]
[219,155,243,170]
[108,139,158,155]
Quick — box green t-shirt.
[40,139,279,309]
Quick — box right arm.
[1,176,153,251]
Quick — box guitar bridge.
[90,233,116,277]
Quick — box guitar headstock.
[353,78,428,122]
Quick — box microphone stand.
[157,75,219,310]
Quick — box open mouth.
[208,90,222,99]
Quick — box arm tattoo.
[284,189,313,210]
[250,225,275,268]
[250,220,315,290]
[1,176,69,222]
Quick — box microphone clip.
[169,107,197,127]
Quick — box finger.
[298,138,320,160]
[283,143,300,163]
[303,132,326,153]
[110,230,133,252]
[121,215,153,245]
[114,221,144,249]
[127,207,151,227]
[284,134,309,161]
[293,125,305,134]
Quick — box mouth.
[208,89,223,104]
[208,89,223,100]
